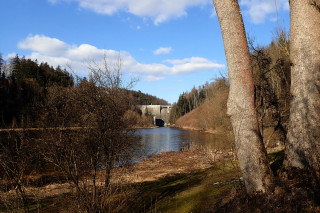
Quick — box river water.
[135,127,234,159]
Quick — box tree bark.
[285,0,320,178]
[212,0,274,195]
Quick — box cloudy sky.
[1,0,289,103]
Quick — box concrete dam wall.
[139,105,172,126]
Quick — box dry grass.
[122,149,225,183]
[174,89,232,134]
[0,148,233,207]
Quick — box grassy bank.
[3,149,305,212]
[130,161,241,213]
[0,150,241,212]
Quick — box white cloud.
[165,57,225,75]
[210,8,217,18]
[144,75,165,82]
[49,0,208,25]
[5,53,18,60]
[240,0,289,24]
[153,47,172,55]
[18,34,68,56]
[48,0,289,25]
[13,34,224,80]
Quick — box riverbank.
[132,125,158,129]
[118,149,232,183]
[171,124,225,135]
[0,149,238,212]
[171,125,284,153]
[4,149,306,212]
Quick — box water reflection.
[136,127,188,157]
[135,127,234,159]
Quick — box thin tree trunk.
[285,0,320,178]
[212,0,274,195]
[16,183,29,213]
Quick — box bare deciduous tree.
[0,130,40,213]
[37,54,138,212]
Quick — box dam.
[139,105,172,126]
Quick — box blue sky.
[0,0,289,104]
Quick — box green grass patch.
[268,150,285,176]
[124,161,242,213]
[1,160,243,212]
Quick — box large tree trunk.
[213,0,274,195]
[285,0,320,178]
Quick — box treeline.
[171,31,290,147]
[0,55,74,128]
[173,77,230,132]
[128,90,169,105]
[0,55,166,129]
[170,77,229,124]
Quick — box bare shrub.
[36,55,139,212]
[123,109,154,128]
[249,30,290,148]
[0,130,41,212]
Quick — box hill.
[0,55,168,129]
[174,82,232,134]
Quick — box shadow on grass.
[123,163,242,213]
[1,160,242,213]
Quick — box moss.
[268,150,285,176]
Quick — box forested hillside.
[0,55,74,128]
[128,90,169,105]
[169,77,228,124]
[173,77,231,132]
[0,55,167,129]
[172,31,290,149]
